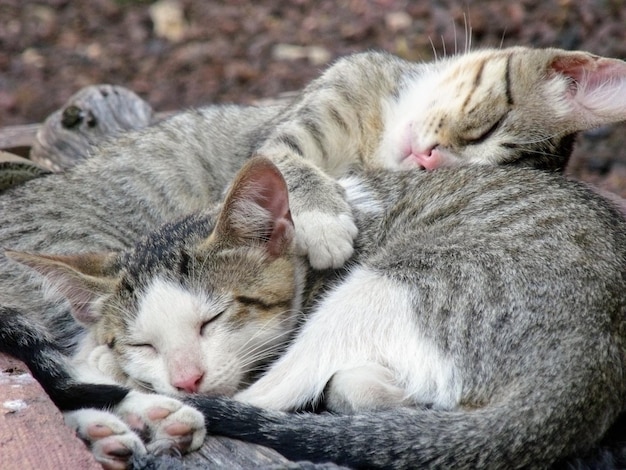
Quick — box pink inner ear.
[246,165,294,256]
[553,55,626,90]
[266,216,294,258]
[550,53,626,125]
[228,157,295,257]
[551,55,595,84]
[249,174,292,225]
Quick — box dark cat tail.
[187,392,621,469]
[0,306,129,411]
[554,412,626,470]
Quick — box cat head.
[386,46,626,171]
[6,157,304,397]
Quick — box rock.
[149,0,187,43]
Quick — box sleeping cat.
[0,46,625,468]
[12,156,626,469]
[0,156,306,469]
[186,156,626,469]
[255,46,626,269]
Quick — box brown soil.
[1,0,625,193]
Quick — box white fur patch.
[339,175,385,216]
[236,266,462,411]
[122,277,229,394]
[133,277,227,344]
[376,67,442,169]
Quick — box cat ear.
[213,156,294,258]
[4,250,118,326]
[549,51,626,129]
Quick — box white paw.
[117,391,206,455]
[64,408,146,470]
[325,364,411,414]
[293,210,358,270]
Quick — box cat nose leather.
[411,145,443,171]
[173,372,204,393]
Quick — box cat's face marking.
[379,47,626,171]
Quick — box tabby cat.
[0,46,625,468]
[19,155,626,469]
[186,156,626,469]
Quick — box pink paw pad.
[147,406,172,421]
[165,422,192,437]
[87,423,115,439]
[125,412,146,431]
[101,440,133,459]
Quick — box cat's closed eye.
[128,342,157,352]
[200,309,226,334]
[462,116,505,146]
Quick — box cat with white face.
[0,46,625,469]
[20,155,626,469]
[255,46,626,268]
[6,166,304,401]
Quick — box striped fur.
[0,47,624,468]
[188,159,626,469]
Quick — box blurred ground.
[0,0,625,193]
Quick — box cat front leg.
[258,153,358,270]
[236,266,460,413]
[234,267,401,411]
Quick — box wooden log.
[0,123,39,153]
[29,84,155,172]
[0,353,102,470]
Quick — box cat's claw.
[293,210,358,270]
[117,391,206,455]
[64,408,146,470]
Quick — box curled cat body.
[0,46,625,468]
[14,156,626,469]
[196,157,626,470]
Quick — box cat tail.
[554,412,626,470]
[0,306,129,411]
[187,390,620,470]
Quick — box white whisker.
[429,36,438,61]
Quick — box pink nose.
[412,145,443,171]
[173,373,204,393]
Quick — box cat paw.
[324,364,411,414]
[117,391,206,455]
[64,408,146,470]
[293,210,358,269]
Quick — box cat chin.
[399,153,427,170]
[199,383,241,398]
[162,382,241,399]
